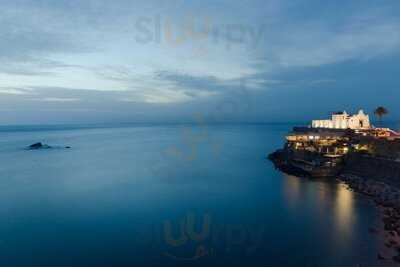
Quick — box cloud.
[261,7,400,69]
[0,3,96,76]
[0,87,34,95]
[308,79,336,86]
[0,0,400,124]
[155,69,277,93]
[40,97,81,102]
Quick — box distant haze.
[0,0,400,125]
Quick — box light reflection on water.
[283,174,301,209]
[335,183,355,238]
[284,174,356,237]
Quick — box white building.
[312,110,371,129]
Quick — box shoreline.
[339,173,400,264]
[269,150,400,265]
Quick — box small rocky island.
[28,142,52,150]
[269,109,400,263]
[27,142,71,150]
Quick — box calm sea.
[0,124,386,266]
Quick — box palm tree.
[374,106,389,127]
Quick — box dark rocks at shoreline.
[378,253,386,260]
[269,147,400,264]
[340,173,400,263]
[394,255,400,263]
[267,150,284,163]
[268,150,327,178]
[340,174,400,209]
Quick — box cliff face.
[269,148,400,188]
[268,148,342,178]
[343,153,400,189]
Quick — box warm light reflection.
[283,174,301,208]
[283,175,356,238]
[316,181,327,206]
[334,183,354,236]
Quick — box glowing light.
[334,184,354,236]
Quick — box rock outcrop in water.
[27,142,71,150]
[28,142,52,150]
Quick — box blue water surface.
[0,124,385,266]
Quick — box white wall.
[311,110,371,129]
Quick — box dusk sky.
[1,0,400,125]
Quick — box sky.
[0,0,399,125]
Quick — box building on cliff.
[312,110,371,130]
[286,127,351,156]
[271,110,400,177]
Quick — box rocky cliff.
[343,153,400,189]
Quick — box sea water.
[0,124,385,266]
